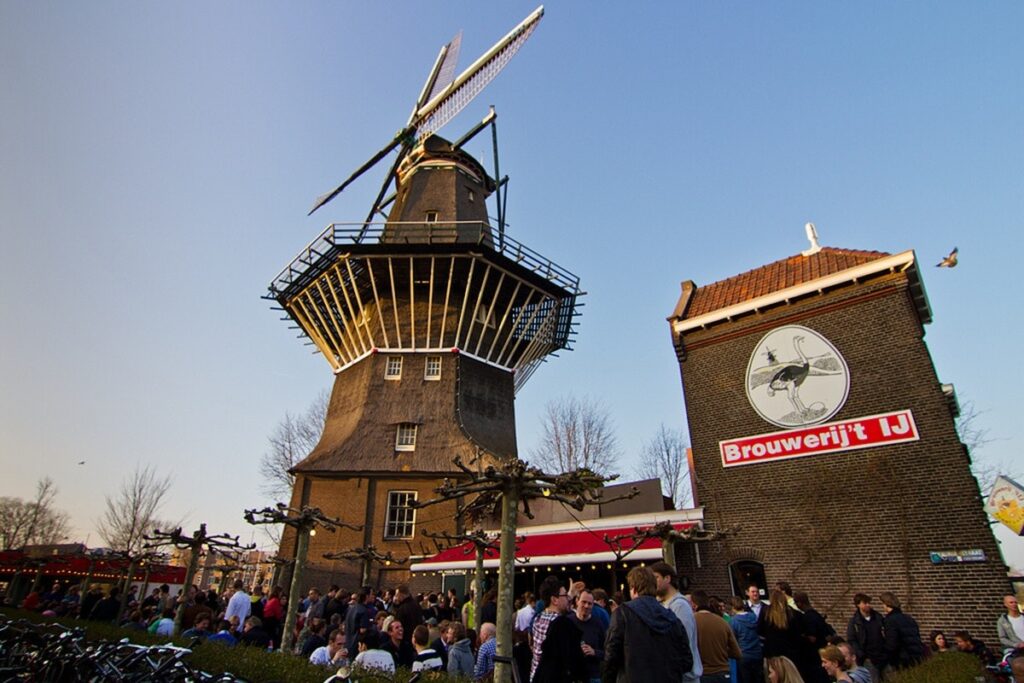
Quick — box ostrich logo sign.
[746,325,849,428]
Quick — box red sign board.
[720,409,919,468]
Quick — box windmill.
[307,5,544,243]
[266,11,582,673]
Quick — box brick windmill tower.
[267,7,581,591]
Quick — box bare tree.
[956,399,1015,495]
[259,390,329,500]
[529,395,620,475]
[0,477,70,549]
[96,465,173,555]
[635,424,693,508]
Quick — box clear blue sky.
[2,2,1021,567]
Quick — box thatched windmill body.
[268,6,581,591]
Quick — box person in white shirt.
[746,584,768,620]
[224,580,251,627]
[309,628,349,667]
[515,592,536,632]
[353,630,396,674]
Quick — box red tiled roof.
[685,247,890,319]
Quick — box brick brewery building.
[668,230,1009,639]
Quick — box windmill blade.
[308,133,406,216]
[413,6,544,141]
[358,139,414,240]
[425,31,462,109]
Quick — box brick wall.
[675,271,1009,642]
[277,473,461,595]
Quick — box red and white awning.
[410,509,703,572]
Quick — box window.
[424,355,442,380]
[467,188,475,203]
[385,491,417,539]
[425,211,439,223]
[474,303,496,328]
[385,356,402,380]
[396,423,417,451]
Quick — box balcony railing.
[269,221,580,299]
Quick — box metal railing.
[269,221,580,298]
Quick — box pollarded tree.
[259,390,329,500]
[529,395,620,475]
[635,424,693,509]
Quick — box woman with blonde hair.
[765,655,805,683]
[759,590,806,662]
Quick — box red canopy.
[411,522,694,571]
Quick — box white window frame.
[384,490,417,539]
[395,423,417,451]
[425,210,439,223]
[424,355,442,381]
[385,355,402,380]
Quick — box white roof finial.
[802,221,822,256]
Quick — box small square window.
[396,423,417,451]
[467,189,475,203]
[474,303,496,328]
[385,491,417,539]
[385,356,402,380]
[424,356,442,380]
[425,211,439,223]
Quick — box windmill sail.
[426,31,462,105]
[415,6,543,140]
[308,6,544,216]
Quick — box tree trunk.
[31,566,44,593]
[140,564,152,604]
[173,549,201,635]
[662,537,675,569]
[361,558,371,588]
[116,559,136,623]
[494,484,519,683]
[281,526,308,652]
[473,548,484,629]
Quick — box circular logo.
[745,325,850,428]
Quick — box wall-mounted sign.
[986,475,1024,536]
[929,549,986,564]
[720,409,919,468]
[746,325,850,428]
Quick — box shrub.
[1,607,474,682]
[884,651,988,683]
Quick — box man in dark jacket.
[602,567,692,683]
[846,592,887,680]
[879,592,924,672]
[532,575,587,683]
[392,584,424,644]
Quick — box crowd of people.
[9,570,1024,682]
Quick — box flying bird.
[936,247,958,268]
[78,460,86,465]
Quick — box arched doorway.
[729,559,767,597]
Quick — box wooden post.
[493,482,519,683]
[281,526,309,652]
